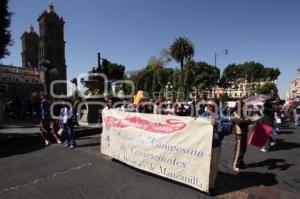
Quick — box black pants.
[263,137,273,151]
[233,133,248,168]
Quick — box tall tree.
[0,0,12,59]
[170,37,194,88]
[193,61,219,90]
[222,61,281,84]
[255,82,278,95]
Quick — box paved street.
[0,121,299,199]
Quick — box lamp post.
[214,49,229,85]
[214,49,229,67]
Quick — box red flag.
[248,122,273,148]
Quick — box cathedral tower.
[21,25,39,68]
[37,3,66,95]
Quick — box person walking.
[41,95,50,119]
[60,103,76,149]
[295,100,300,126]
[232,102,257,171]
[40,116,51,146]
[260,99,276,152]
[40,115,62,146]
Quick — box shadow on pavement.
[77,142,100,148]
[112,160,279,197]
[0,124,38,129]
[0,132,44,158]
[215,171,278,195]
[246,158,295,171]
[271,139,300,151]
[0,143,45,158]
[278,130,294,135]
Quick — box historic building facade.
[209,80,275,99]
[37,3,67,95]
[0,3,67,102]
[0,64,44,100]
[289,68,300,99]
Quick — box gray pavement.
[0,120,299,198]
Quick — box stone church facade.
[0,3,67,102]
[21,3,67,95]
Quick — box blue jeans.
[63,124,75,146]
[296,114,300,126]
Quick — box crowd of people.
[3,92,299,195]
[4,95,43,120]
[103,95,299,195]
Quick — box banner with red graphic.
[101,109,213,192]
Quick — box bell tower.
[21,25,39,68]
[38,2,66,95]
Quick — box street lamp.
[214,49,229,85]
[214,49,229,68]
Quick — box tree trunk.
[180,59,184,87]
[180,59,187,99]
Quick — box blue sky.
[2,0,300,98]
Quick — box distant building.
[0,2,67,101]
[289,68,300,98]
[210,80,275,99]
[0,64,44,100]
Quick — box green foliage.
[262,67,281,81]
[130,56,173,95]
[130,59,220,99]
[0,0,13,59]
[255,82,278,95]
[105,62,125,81]
[183,61,220,92]
[222,61,280,84]
[170,37,194,86]
[170,37,194,64]
[93,60,125,81]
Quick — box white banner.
[101,109,213,192]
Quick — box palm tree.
[170,37,194,89]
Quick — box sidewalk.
[0,119,101,146]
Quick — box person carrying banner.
[200,100,233,195]
[105,99,113,110]
[232,101,257,171]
